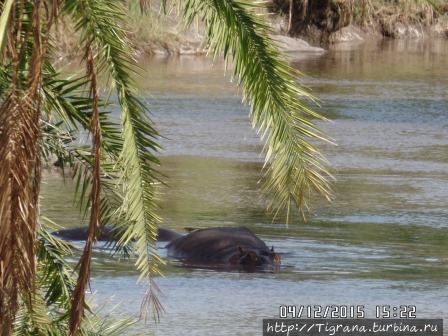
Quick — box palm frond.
[0,1,44,329]
[40,61,137,260]
[15,220,138,335]
[80,301,143,336]
[13,296,53,336]
[14,221,74,335]
[69,47,106,335]
[180,0,333,222]
[37,219,77,309]
[62,0,164,322]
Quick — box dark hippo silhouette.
[165,227,281,268]
[51,226,113,241]
[51,226,183,242]
[52,226,280,268]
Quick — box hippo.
[51,226,183,242]
[51,226,116,241]
[165,227,281,268]
[52,226,281,269]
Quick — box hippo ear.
[271,246,275,252]
[239,246,244,254]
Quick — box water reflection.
[158,156,266,227]
[292,39,448,82]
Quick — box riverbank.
[269,0,448,43]
[143,0,448,55]
[52,1,448,57]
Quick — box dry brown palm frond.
[69,49,102,336]
[0,82,41,336]
[0,0,50,333]
[0,95,21,335]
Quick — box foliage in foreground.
[0,0,332,334]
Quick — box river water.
[41,39,448,335]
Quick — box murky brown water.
[41,38,448,335]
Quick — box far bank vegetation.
[269,0,448,42]
[53,0,448,56]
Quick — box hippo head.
[238,246,281,267]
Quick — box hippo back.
[52,226,114,241]
[166,227,269,264]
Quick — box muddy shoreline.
[148,13,448,56]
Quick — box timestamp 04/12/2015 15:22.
[278,305,418,319]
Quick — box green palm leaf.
[62,0,164,324]
[180,0,333,221]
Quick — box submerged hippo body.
[165,227,281,268]
[52,226,115,241]
[52,226,280,268]
[52,226,183,243]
